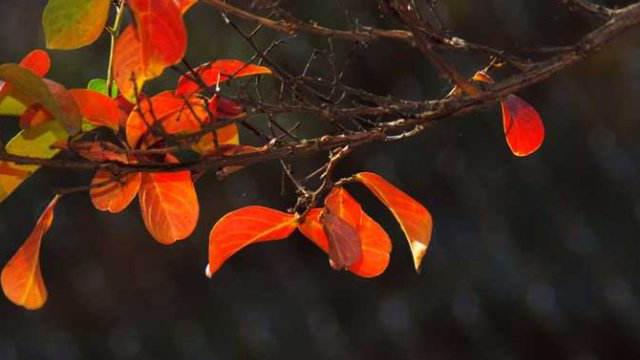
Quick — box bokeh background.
[2,0,640,359]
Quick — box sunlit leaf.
[501,94,545,157]
[43,0,110,49]
[68,89,125,130]
[298,188,392,277]
[128,0,187,78]
[91,170,141,213]
[175,59,273,97]
[113,25,146,99]
[87,78,118,97]
[207,206,298,277]
[0,50,50,115]
[1,195,60,310]
[18,49,51,78]
[0,97,26,116]
[126,91,238,149]
[0,121,68,202]
[139,170,199,244]
[173,0,198,12]
[355,172,432,272]
[0,64,58,117]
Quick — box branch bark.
[2,1,640,177]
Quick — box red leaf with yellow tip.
[68,89,126,131]
[139,170,199,245]
[354,172,432,272]
[128,0,187,79]
[175,59,273,97]
[113,25,146,99]
[90,171,141,213]
[1,195,60,310]
[501,94,545,157]
[298,188,392,278]
[207,206,298,277]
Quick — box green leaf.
[0,96,26,116]
[87,78,118,97]
[0,121,68,202]
[43,0,111,50]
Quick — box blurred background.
[2,0,640,359]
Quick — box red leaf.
[298,188,392,277]
[175,59,272,97]
[68,89,126,131]
[139,171,199,244]
[1,195,60,310]
[355,172,432,272]
[128,0,187,79]
[90,171,141,213]
[18,49,51,78]
[207,206,298,277]
[501,94,545,157]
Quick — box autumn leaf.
[0,50,51,116]
[68,89,125,130]
[173,0,198,12]
[128,0,187,79]
[0,121,68,202]
[113,25,145,99]
[207,206,298,277]
[0,64,59,118]
[43,0,111,49]
[175,59,273,97]
[126,91,238,150]
[17,49,51,78]
[298,188,392,277]
[501,94,545,157]
[320,211,362,270]
[91,171,141,213]
[139,171,199,245]
[354,172,432,272]
[1,195,60,310]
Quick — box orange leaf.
[298,188,392,278]
[90,170,141,213]
[501,94,545,157]
[126,91,207,148]
[173,0,198,12]
[207,206,298,277]
[139,171,199,244]
[113,25,146,99]
[175,59,272,97]
[348,211,392,277]
[128,0,187,79]
[355,172,432,272]
[68,89,126,131]
[1,195,60,310]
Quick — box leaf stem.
[106,0,126,97]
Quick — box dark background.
[1,0,640,359]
